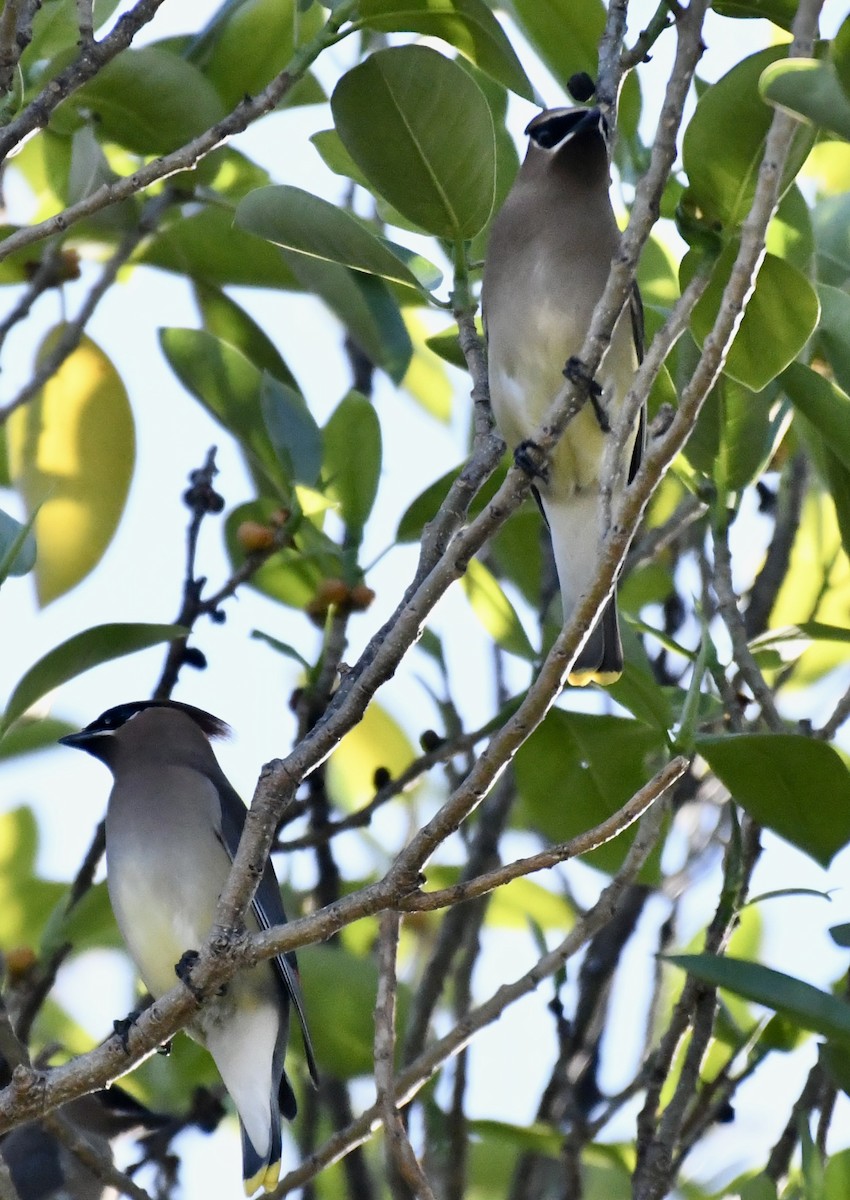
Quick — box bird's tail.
[542,490,623,687]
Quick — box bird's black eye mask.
[528,108,607,150]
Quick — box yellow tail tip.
[243,1162,281,1197]
[567,668,622,688]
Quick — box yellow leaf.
[8,330,135,605]
[326,702,415,810]
[402,311,453,422]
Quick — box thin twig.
[274,803,666,1196]
[0,192,176,423]
[0,1,359,260]
[400,757,686,912]
[42,1111,154,1200]
[374,913,436,1200]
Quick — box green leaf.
[766,182,815,271]
[322,392,382,536]
[159,328,288,495]
[460,558,534,660]
[261,374,322,488]
[190,0,325,111]
[683,375,788,490]
[193,282,300,390]
[331,45,496,239]
[682,245,820,392]
[225,499,344,610]
[816,284,850,396]
[300,944,411,1078]
[0,506,36,581]
[834,13,850,100]
[358,0,533,99]
[514,709,667,877]
[234,184,437,291]
[783,363,850,476]
[697,733,850,866]
[284,252,413,384]
[711,0,797,29]
[830,922,850,948]
[760,58,850,142]
[1,623,185,735]
[813,192,850,287]
[138,206,302,290]
[7,331,135,605]
[70,48,226,155]
[28,0,121,61]
[668,953,850,1044]
[0,716,75,761]
[0,809,66,947]
[250,629,311,670]
[505,0,641,141]
[681,46,816,233]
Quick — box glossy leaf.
[71,48,226,155]
[331,45,496,239]
[766,183,814,272]
[506,0,641,138]
[813,192,850,287]
[816,284,850,396]
[682,245,820,392]
[697,733,850,866]
[159,328,288,494]
[27,0,121,61]
[261,374,323,488]
[225,499,344,609]
[193,282,300,390]
[669,953,850,1043]
[782,363,850,476]
[682,47,816,233]
[234,185,437,292]
[358,0,533,99]
[711,0,796,28]
[138,207,302,290]
[760,58,850,142]
[284,252,413,384]
[7,331,135,605]
[323,391,382,535]
[683,376,789,490]
[0,506,36,581]
[1,623,185,734]
[460,558,535,660]
[191,0,325,110]
[514,709,666,877]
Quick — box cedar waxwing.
[59,700,318,1197]
[482,105,645,686]
[0,1084,167,1200]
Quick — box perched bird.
[60,700,318,1197]
[482,105,645,685]
[0,1084,167,1200]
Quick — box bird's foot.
[175,949,205,1002]
[514,439,549,484]
[113,1010,143,1054]
[563,356,610,433]
[157,1039,173,1057]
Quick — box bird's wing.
[627,282,646,484]
[214,777,319,1086]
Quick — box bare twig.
[0,0,170,162]
[400,757,686,912]
[0,192,177,423]
[375,913,436,1200]
[0,1,359,261]
[274,803,666,1195]
[42,1111,154,1200]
